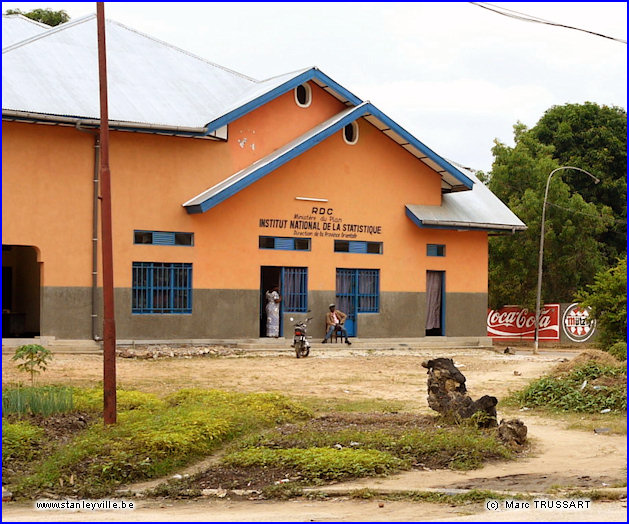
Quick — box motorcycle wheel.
[300,346,310,358]
[295,341,303,358]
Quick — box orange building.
[2,14,525,342]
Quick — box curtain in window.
[283,267,307,312]
[358,270,378,312]
[426,271,442,330]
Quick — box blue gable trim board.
[185,104,371,213]
[185,103,474,214]
[203,68,363,134]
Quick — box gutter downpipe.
[75,123,101,342]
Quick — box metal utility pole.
[533,166,599,354]
[97,2,117,424]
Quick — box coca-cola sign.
[487,305,560,340]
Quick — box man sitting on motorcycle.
[322,304,351,345]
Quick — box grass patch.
[235,416,512,471]
[222,447,406,483]
[2,386,74,416]
[348,488,528,503]
[2,420,45,463]
[505,362,626,413]
[10,388,311,499]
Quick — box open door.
[260,266,282,337]
[426,270,445,336]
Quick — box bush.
[508,362,627,413]
[2,386,73,416]
[223,447,406,482]
[2,421,44,464]
[608,342,627,362]
[577,257,626,349]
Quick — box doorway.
[2,245,41,337]
[426,270,445,336]
[260,266,282,337]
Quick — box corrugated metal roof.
[3,14,257,129]
[405,167,527,232]
[2,14,51,48]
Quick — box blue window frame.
[427,244,445,257]
[282,267,308,312]
[334,240,383,254]
[336,269,380,314]
[134,230,193,246]
[259,236,311,251]
[132,262,192,314]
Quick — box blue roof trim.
[188,105,371,213]
[367,105,474,190]
[187,103,477,214]
[204,68,363,134]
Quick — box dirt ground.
[2,345,627,522]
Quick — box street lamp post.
[533,166,599,354]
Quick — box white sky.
[3,1,627,173]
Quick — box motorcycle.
[290,315,312,358]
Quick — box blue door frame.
[335,269,357,337]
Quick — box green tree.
[530,102,627,261]
[4,7,70,26]
[577,256,627,350]
[487,120,613,309]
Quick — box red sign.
[487,305,560,340]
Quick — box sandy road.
[2,345,626,522]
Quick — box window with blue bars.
[132,262,192,314]
[282,267,308,312]
[134,230,193,246]
[427,244,445,257]
[337,268,380,313]
[259,236,310,251]
[334,240,382,254]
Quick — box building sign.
[562,303,596,343]
[487,304,560,340]
[259,207,383,239]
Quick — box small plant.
[12,344,53,386]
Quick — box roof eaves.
[405,206,527,233]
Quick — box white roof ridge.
[2,13,257,84]
[2,13,51,29]
[256,66,314,84]
[107,18,258,83]
[3,13,93,53]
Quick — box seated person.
[322,304,351,345]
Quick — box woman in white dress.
[265,286,281,337]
